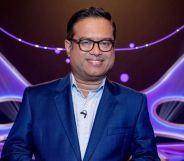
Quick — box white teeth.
[88,60,102,65]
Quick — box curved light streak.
[142,54,184,139]
[0,25,184,52]
[0,96,22,102]
[143,54,184,94]
[152,96,184,128]
[157,143,184,160]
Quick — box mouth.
[86,59,104,66]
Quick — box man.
[1,7,160,161]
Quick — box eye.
[100,40,112,47]
[80,39,92,46]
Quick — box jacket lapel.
[83,80,118,161]
[54,75,81,161]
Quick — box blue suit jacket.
[1,75,160,161]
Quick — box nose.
[90,43,101,56]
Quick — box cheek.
[70,53,85,68]
[106,53,115,66]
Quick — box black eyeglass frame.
[69,38,115,52]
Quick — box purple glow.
[0,53,29,96]
[115,25,184,51]
[146,55,184,132]
[129,43,135,48]
[0,51,184,160]
[0,27,65,52]
[0,52,30,136]
[157,143,184,161]
[120,73,129,82]
[1,24,184,52]
[142,54,184,159]
[65,58,70,64]
[54,49,61,54]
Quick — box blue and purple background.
[0,1,184,160]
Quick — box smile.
[87,59,103,66]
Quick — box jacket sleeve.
[130,94,161,161]
[1,87,34,161]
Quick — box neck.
[73,75,104,97]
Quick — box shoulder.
[107,80,147,115]
[24,76,68,97]
[107,79,146,99]
[26,79,60,92]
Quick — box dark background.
[0,0,184,91]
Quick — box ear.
[64,39,72,57]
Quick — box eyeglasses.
[69,38,115,52]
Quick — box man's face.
[65,17,115,81]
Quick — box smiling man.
[65,16,115,96]
[1,7,160,161]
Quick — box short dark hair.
[66,7,116,40]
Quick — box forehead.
[73,17,113,39]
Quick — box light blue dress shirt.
[70,73,105,160]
